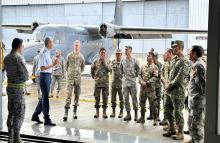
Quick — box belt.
[7,82,26,88]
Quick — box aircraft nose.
[23,42,44,62]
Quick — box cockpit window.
[44,31,55,39]
[53,32,65,44]
[32,31,45,42]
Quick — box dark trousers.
[33,73,51,121]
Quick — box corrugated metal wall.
[2,0,208,53]
[188,0,208,50]
[2,0,138,6]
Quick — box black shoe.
[31,115,43,124]
[44,122,56,126]
[147,116,153,120]
[184,130,190,135]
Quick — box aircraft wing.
[2,22,48,34]
[98,23,208,39]
[2,24,33,34]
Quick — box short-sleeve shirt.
[38,47,52,73]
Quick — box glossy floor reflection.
[1,73,191,143]
[1,121,185,143]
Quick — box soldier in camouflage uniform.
[32,48,41,99]
[110,49,124,118]
[137,52,158,125]
[4,38,29,143]
[91,48,111,119]
[63,40,85,121]
[185,45,206,143]
[150,49,163,121]
[50,50,65,98]
[120,45,140,121]
[163,40,189,140]
[160,49,173,126]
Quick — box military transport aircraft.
[2,0,207,64]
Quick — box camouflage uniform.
[138,63,158,122]
[166,55,190,134]
[111,59,123,109]
[161,61,170,123]
[50,56,65,97]
[91,59,111,109]
[187,58,206,143]
[64,52,85,109]
[4,51,29,142]
[155,62,163,119]
[33,54,41,99]
[121,57,140,112]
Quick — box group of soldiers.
[88,40,206,143]
[4,37,206,143]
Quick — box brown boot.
[163,124,170,131]
[63,107,69,121]
[94,108,99,118]
[134,110,138,121]
[153,119,158,126]
[103,108,108,119]
[163,124,176,137]
[137,111,145,124]
[118,108,123,118]
[110,108,116,118]
[73,106,78,119]
[124,111,131,121]
[171,132,184,140]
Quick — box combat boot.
[171,132,184,140]
[103,108,108,119]
[14,133,23,143]
[118,108,123,118]
[56,90,60,98]
[73,106,78,119]
[110,108,116,118]
[163,124,170,131]
[123,111,131,121]
[137,111,145,124]
[134,110,138,121]
[63,108,69,122]
[94,108,99,118]
[8,129,14,143]
[153,119,158,126]
[147,108,153,120]
[159,119,168,126]
[163,123,176,137]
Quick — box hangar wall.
[1,0,208,54]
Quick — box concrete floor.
[1,65,191,143]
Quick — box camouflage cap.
[115,49,122,54]
[171,40,184,48]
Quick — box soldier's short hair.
[125,45,132,50]
[191,45,204,58]
[148,51,154,57]
[166,48,174,55]
[99,47,106,53]
[44,37,53,47]
[12,38,23,50]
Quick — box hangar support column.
[0,0,3,130]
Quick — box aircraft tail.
[113,0,123,26]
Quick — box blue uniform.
[32,47,53,122]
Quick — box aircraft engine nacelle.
[98,23,115,38]
[31,21,48,31]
